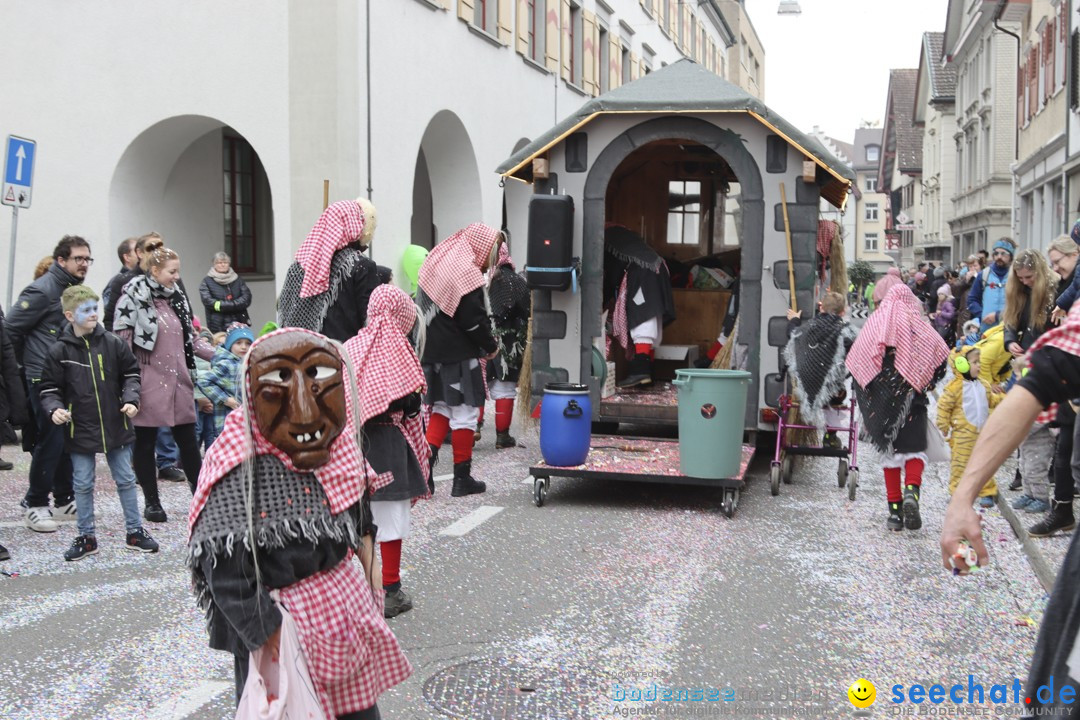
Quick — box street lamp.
[778,0,802,14]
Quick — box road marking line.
[145,679,231,720]
[522,477,534,485]
[439,505,504,537]
[434,473,454,482]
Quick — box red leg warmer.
[380,539,402,588]
[905,458,924,487]
[426,412,450,448]
[452,429,474,464]
[495,398,514,433]
[885,467,903,503]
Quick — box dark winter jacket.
[0,306,28,428]
[199,275,252,333]
[6,262,83,380]
[321,251,381,343]
[103,267,136,332]
[422,287,497,364]
[39,324,141,454]
[1002,284,1056,353]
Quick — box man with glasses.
[6,236,92,532]
[967,237,1015,334]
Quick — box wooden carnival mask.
[248,331,347,470]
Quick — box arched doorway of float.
[108,114,276,325]
[501,138,532,261]
[411,110,482,249]
[583,117,764,430]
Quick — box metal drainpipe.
[366,0,373,203]
[993,2,1021,239]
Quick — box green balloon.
[402,245,429,295]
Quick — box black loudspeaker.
[526,194,575,290]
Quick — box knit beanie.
[224,324,255,351]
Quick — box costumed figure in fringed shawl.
[278,199,381,343]
[485,242,530,449]
[602,225,676,388]
[187,328,410,719]
[782,291,857,447]
[846,284,950,532]
[416,223,502,497]
[344,284,431,620]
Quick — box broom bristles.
[828,222,848,296]
[515,313,537,428]
[709,317,739,370]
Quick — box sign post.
[2,135,36,308]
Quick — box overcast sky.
[743,0,951,144]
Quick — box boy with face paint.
[39,286,158,560]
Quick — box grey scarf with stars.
[113,274,196,370]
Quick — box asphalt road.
[0,419,1047,720]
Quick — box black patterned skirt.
[422,359,486,409]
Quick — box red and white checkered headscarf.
[847,283,950,392]
[188,327,377,534]
[496,241,514,271]
[418,223,501,316]
[294,201,367,298]
[343,285,426,425]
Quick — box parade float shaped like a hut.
[498,59,854,438]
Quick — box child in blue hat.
[197,323,254,436]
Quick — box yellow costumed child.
[936,346,1003,502]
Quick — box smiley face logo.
[847,678,876,709]
[701,403,717,419]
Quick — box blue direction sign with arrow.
[2,136,36,208]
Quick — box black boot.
[451,460,486,497]
[427,444,438,495]
[0,542,9,561]
[617,353,653,388]
[887,501,904,532]
[1028,499,1077,537]
[495,431,517,449]
[903,484,922,530]
[1009,468,1023,492]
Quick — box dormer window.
[866,145,880,163]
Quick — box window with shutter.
[1072,30,1080,110]
[1018,58,1025,129]
[1029,46,1038,119]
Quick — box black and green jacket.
[39,324,141,454]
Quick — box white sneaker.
[52,502,77,522]
[25,506,58,533]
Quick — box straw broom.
[515,313,537,429]
[828,221,848,296]
[779,183,818,448]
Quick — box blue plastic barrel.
[540,383,592,466]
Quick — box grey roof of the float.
[495,59,855,207]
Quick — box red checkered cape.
[277,553,412,717]
[343,285,431,481]
[496,241,514,271]
[418,223,500,316]
[188,328,379,534]
[847,283,950,392]
[295,201,367,298]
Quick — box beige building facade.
[717,0,765,99]
[915,32,957,265]
[1013,0,1070,253]
[943,0,1021,260]
[852,128,892,273]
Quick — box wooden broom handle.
[780,182,797,313]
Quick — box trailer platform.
[527,435,754,517]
